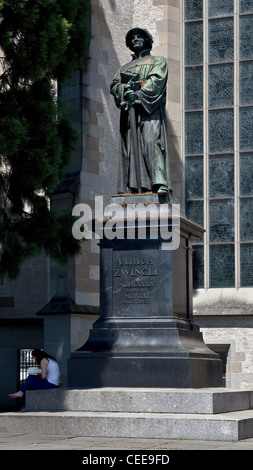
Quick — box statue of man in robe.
[110,27,172,196]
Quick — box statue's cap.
[125,27,153,49]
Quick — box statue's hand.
[124,89,137,105]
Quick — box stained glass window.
[240,0,253,13]
[209,155,234,197]
[209,0,234,18]
[185,67,203,110]
[240,153,253,195]
[209,109,234,153]
[209,18,234,63]
[186,200,204,243]
[193,246,204,288]
[185,21,203,65]
[240,15,253,60]
[209,64,234,108]
[240,61,253,105]
[186,200,204,227]
[240,107,253,150]
[241,244,253,286]
[185,156,203,199]
[209,245,235,287]
[240,198,253,241]
[209,200,234,242]
[185,0,203,19]
[185,2,253,289]
[185,112,203,154]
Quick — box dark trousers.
[21,375,59,392]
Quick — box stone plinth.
[68,194,222,388]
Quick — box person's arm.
[110,69,125,108]
[40,358,49,380]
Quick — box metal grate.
[18,349,37,388]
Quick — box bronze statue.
[110,27,172,195]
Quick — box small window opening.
[17,349,37,389]
[208,344,229,387]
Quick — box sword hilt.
[120,100,141,110]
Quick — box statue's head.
[125,27,153,53]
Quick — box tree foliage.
[0,0,91,278]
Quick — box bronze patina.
[110,27,172,195]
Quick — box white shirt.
[46,359,60,386]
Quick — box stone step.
[25,387,253,415]
[3,388,253,442]
[1,409,253,441]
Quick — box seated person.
[9,349,60,400]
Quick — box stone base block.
[68,353,222,388]
[25,387,253,414]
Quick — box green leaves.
[0,0,91,278]
[0,0,91,82]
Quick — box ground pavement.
[0,432,253,450]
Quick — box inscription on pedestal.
[113,247,159,316]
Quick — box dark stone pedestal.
[68,194,222,388]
